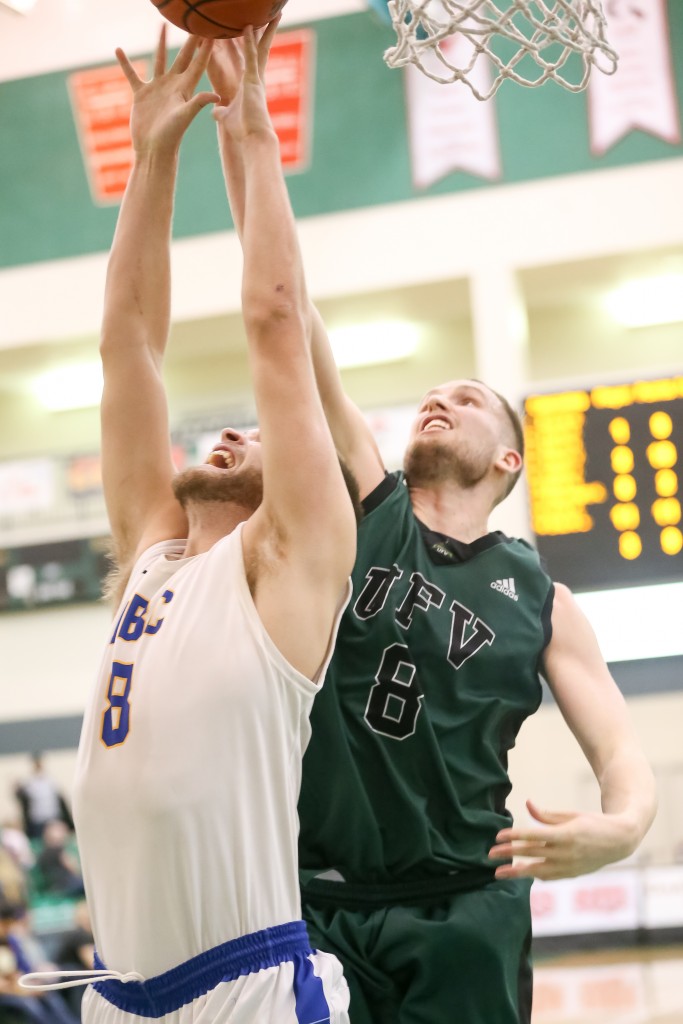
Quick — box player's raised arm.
[213,23,355,619]
[490,583,657,880]
[100,31,218,567]
[209,39,384,501]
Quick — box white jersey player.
[21,24,355,1024]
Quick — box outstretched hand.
[116,28,219,156]
[212,20,280,141]
[488,798,636,881]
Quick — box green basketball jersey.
[299,472,554,886]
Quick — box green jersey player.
[296,310,657,1024]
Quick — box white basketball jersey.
[72,526,349,980]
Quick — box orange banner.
[69,61,148,205]
[69,30,315,206]
[268,29,315,173]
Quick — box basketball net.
[384,0,619,100]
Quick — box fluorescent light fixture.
[32,363,103,412]
[0,0,39,12]
[604,274,683,328]
[574,582,683,663]
[329,321,420,369]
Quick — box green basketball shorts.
[303,877,533,1024]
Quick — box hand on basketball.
[207,37,244,108]
[116,28,220,156]
[212,19,280,142]
[488,798,636,881]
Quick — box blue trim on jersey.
[91,920,320,1019]
[293,952,331,1024]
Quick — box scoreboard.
[524,375,683,591]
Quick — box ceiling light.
[32,363,103,412]
[604,274,683,328]
[329,321,421,369]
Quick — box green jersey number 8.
[364,643,424,740]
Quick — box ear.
[494,446,523,476]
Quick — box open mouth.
[421,416,450,434]
[206,448,236,470]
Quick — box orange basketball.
[151,0,289,38]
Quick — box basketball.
[150,0,289,39]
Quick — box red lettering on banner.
[574,885,627,913]
[530,888,556,917]
[581,977,638,1011]
[533,981,565,1013]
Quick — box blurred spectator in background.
[14,756,73,842]
[54,900,93,973]
[53,901,94,1018]
[0,846,28,911]
[1,820,35,875]
[0,896,79,1024]
[35,823,84,900]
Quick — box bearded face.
[172,464,264,513]
[404,432,493,489]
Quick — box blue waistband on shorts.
[92,920,313,1018]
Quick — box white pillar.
[469,264,533,541]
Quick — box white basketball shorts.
[81,921,349,1024]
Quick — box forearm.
[101,151,178,356]
[240,130,306,323]
[597,744,657,852]
[217,124,246,241]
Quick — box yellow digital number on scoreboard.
[524,375,683,588]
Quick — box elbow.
[242,299,307,344]
[99,329,115,364]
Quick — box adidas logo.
[490,577,518,601]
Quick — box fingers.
[115,47,143,91]
[526,799,577,826]
[212,103,233,126]
[257,16,281,77]
[185,36,216,92]
[241,25,259,79]
[208,37,244,91]
[495,860,565,881]
[171,33,203,75]
[186,90,222,122]
[494,859,542,880]
[211,37,244,69]
[154,25,167,78]
[489,841,551,861]
[495,825,557,844]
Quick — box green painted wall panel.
[1,5,682,269]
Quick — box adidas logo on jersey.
[490,578,518,601]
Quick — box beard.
[404,436,490,490]
[172,465,264,513]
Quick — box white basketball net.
[384,0,619,100]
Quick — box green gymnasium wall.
[1,5,682,269]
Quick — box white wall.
[0,603,110,720]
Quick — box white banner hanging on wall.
[588,0,681,155]
[405,35,501,189]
